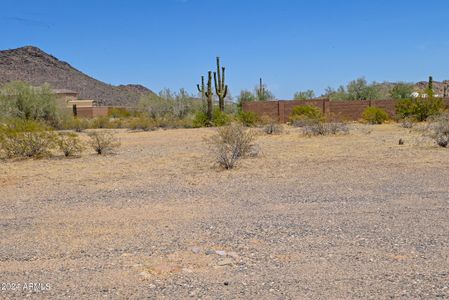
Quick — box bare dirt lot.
[1,124,448,299]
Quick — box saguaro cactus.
[72,104,77,117]
[258,78,265,101]
[197,72,213,121]
[214,57,228,112]
[428,76,434,98]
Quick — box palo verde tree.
[214,57,228,112]
[197,72,214,122]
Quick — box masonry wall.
[243,99,449,122]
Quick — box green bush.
[236,111,258,127]
[108,107,130,118]
[59,117,91,132]
[212,108,231,127]
[290,105,323,126]
[0,119,57,158]
[0,82,60,126]
[57,132,85,157]
[362,107,389,124]
[396,97,443,122]
[90,116,111,129]
[192,111,210,128]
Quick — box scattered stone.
[191,246,201,254]
[182,268,193,273]
[139,271,152,280]
[205,250,215,255]
[217,258,234,266]
[215,250,226,256]
[227,251,239,259]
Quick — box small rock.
[217,258,233,266]
[139,271,152,280]
[399,138,404,145]
[215,250,226,256]
[191,247,201,254]
[182,268,193,273]
[205,250,215,255]
[224,281,229,286]
[227,251,239,259]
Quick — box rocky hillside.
[0,46,156,106]
[415,80,449,96]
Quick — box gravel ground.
[1,124,448,299]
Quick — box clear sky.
[1,0,448,99]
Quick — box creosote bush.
[0,119,57,159]
[236,111,258,127]
[127,117,156,131]
[88,131,120,155]
[207,123,257,169]
[193,111,210,128]
[426,113,449,148]
[362,107,389,124]
[290,105,323,127]
[212,108,232,127]
[396,97,443,122]
[57,132,85,157]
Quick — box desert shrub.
[362,107,389,124]
[57,132,84,157]
[212,108,231,127]
[108,107,130,118]
[57,116,90,132]
[88,131,120,155]
[0,82,60,125]
[290,105,323,127]
[303,122,349,137]
[400,117,416,129]
[127,117,156,131]
[207,123,257,169]
[396,97,443,122]
[264,123,283,135]
[90,116,111,129]
[236,111,258,127]
[193,111,210,128]
[0,119,57,158]
[426,113,449,147]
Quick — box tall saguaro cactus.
[214,57,228,112]
[197,72,213,121]
[258,78,265,101]
[428,76,434,98]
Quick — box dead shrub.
[426,113,449,148]
[128,117,156,131]
[303,122,349,137]
[207,123,257,169]
[88,131,120,155]
[258,115,283,135]
[57,132,85,157]
[400,117,415,129]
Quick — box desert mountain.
[0,46,156,106]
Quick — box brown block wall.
[75,107,109,118]
[243,99,449,123]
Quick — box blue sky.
[1,0,448,99]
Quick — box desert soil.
[0,124,448,299]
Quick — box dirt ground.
[1,124,448,299]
